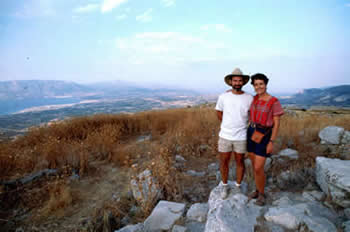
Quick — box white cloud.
[116,14,127,20]
[74,4,99,13]
[200,24,232,33]
[101,0,128,13]
[346,3,350,7]
[136,8,153,23]
[115,32,229,65]
[161,0,175,7]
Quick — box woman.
[247,73,284,206]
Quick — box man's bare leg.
[219,152,232,184]
[234,152,245,185]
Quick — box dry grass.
[0,108,219,180]
[38,180,75,218]
[279,113,350,146]
[1,106,350,231]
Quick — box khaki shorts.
[218,137,247,154]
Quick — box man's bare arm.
[216,110,223,122]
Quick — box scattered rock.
[277,148,299,160]
[340,144,350,160]
[342,131,350,144]
[345,208,350,220]
[186,203,209,223]
[276,170,306,190]
[69,172,80,181]
[185,222,205,232]
[175,155,186,162]
[199,144,210,152]
[121,216,131,227]
[319,126,345,145]
[130,169,162,207]
[316,157,350,207]
[172,225,187,232]
[343,220,350,232]
[265,197,337,231]
[1,169,58,188]
[264,221,285,232]
[186,170,206,177]
[137,135,151,142]
[115,223,144,232]
[204,182,262,232]
[143,201,186,232]
[302,190,325,202]
[207,163,218,174]
[272,196,293,206]
[264,157,272,171]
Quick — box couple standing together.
[215,68,284,206]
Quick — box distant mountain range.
[280,85,350,107]
[0,80,199,115]
[1,80,349,115]
[0,80,95,100]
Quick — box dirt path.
[21,161,130,231]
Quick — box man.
[215,68,253,199]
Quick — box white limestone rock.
[185,222,205,232]
[303,216,337,232]
[277,148,299,160]
[204,182,263,232]
[186,170,206,177]
[302,190,325,202]
[264,157,272,171]
[186,203,209,223]
[319,126,345,145]
[341,131,350,144]
[175,155,186,162]
[143,201,186,232]
[130,169,162,207]
[316,157,350,207]
[343,221,350,232]
[172,225,187,232]
[265,205,304,230]
[265,196,338,231]
[345,208,350,220]
[114,223,144,232]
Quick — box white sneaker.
[234,181,241,188]
[221,184,230,199]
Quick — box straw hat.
[224,68,250,86]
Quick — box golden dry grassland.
[0,106,349,231]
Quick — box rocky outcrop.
[276,148,299,160]
[265,195,338,231]
[115,223,143,232]
[316,157,350,207]
[186,203,208,223]
[130,169,162,207]
[204,181,261,232]
[143,201,185,232]
[171,225,187,232]
[318,126,350,159]
[319,126,345,145]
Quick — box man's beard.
[232,85,242,91]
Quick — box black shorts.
[247,124,272,157]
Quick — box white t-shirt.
[215,91,253,141]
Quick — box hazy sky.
[0,0,349,94]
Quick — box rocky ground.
[118,125,350,232]
[2,123,350,232]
